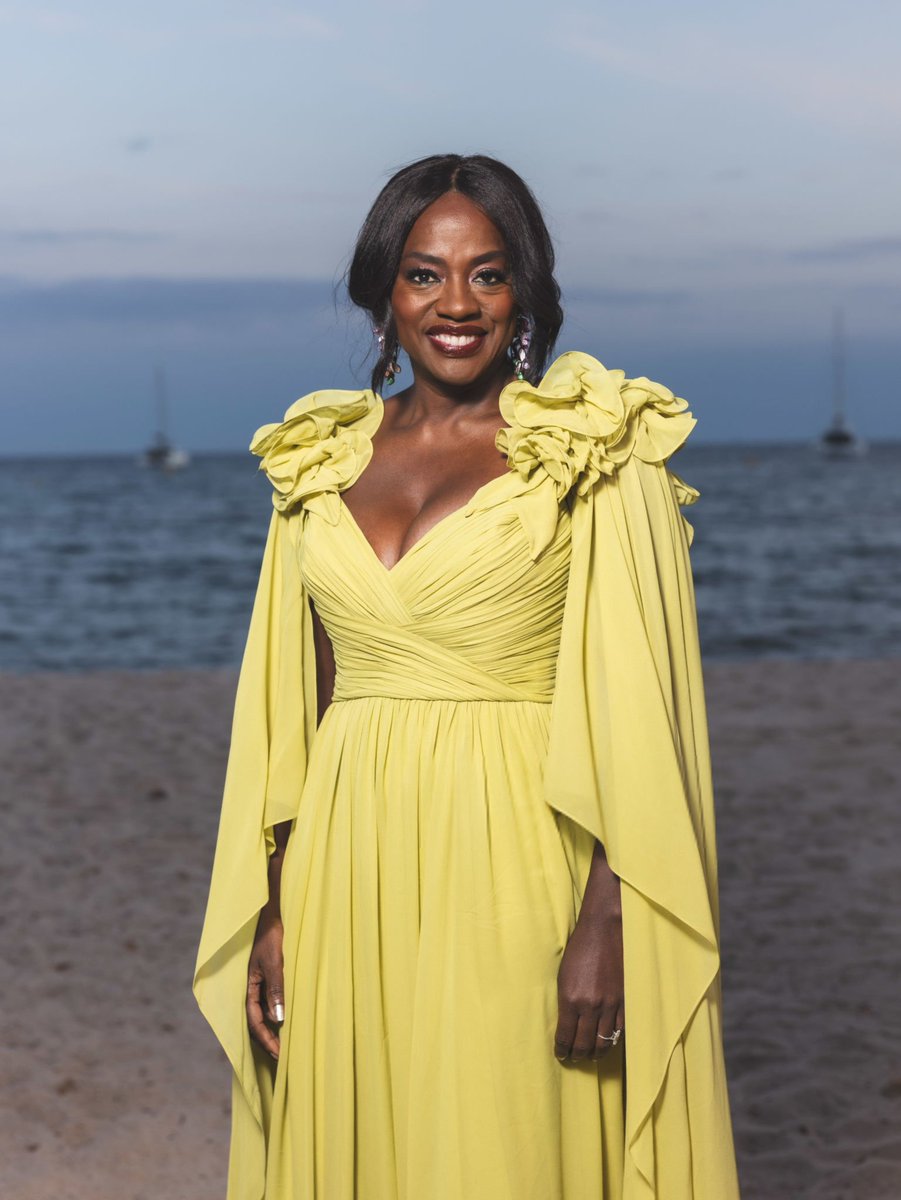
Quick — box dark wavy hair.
[346,154,563,393]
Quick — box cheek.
[388,282,404,321]
[487,289,516,322]
[489,294,517,340]
[390,282,425,327]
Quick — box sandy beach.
[1,658,899,1200]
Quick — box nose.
[435,272,480,321]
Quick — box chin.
[421,348,508,387]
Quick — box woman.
[194,154,740,1199]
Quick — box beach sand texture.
[1,659,899,1200]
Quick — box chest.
[340,419,511,571]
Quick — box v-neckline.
[339,391,515,576]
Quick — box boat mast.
[154,365,169,445]
[831,307,846,430]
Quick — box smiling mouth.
[426,326,487,357]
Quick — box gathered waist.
[328,626,557,704]
[329,691,553,705]
[330,677,554,704]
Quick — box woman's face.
[390,192,518,391]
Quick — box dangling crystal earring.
[373,325,401,387]
[508,313,534,381]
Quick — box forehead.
[402,192,506,255]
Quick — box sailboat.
[817,309,866,457]
[139,365,190,471]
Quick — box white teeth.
[433,334,481,348]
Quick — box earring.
[373,325,401,387]
[508,313,534,381]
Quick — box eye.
[473,268,508,286]
[404,267,440,285]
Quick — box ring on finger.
[596,1028,623,1046]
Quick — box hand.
[554,844,625,1064]
[554,913,624,1063]
[246,908,285,1060]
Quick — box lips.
[425,324,487,358]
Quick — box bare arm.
[247,595,335,1058]
[554,838,625,1063]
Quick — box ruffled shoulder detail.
[249,388,383,522]
[496,350,698,504]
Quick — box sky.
[2,0,900,453]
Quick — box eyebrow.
[400,250,508,266]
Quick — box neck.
[392,359,516,425]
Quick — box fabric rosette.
[250,389,382,521]
[496,351,698,504]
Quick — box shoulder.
[250,387,382,450]
[249,387,383,515]
[496,350,697,501]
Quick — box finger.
[265,965,286,1026]
[592,1006,616,1061]
[249,1011,280,1059]
[554,1000,579,1062]
[594,1003,625,1062]
[571,1009,601,1062]
[247,971,280,1059]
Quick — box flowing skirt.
[264,696,625,1199]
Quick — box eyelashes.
[403,267,509,286]
[404,268,439,284]
[474,269,508,286]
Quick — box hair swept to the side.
[346,153,563,393]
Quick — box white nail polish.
[274,1003,285,1023]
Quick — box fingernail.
[274,1003,285,1023]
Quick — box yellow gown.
[193,351,740,1199]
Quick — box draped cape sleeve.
[192,387,380,1195]
[192,501,317,1192]
[500,352,740,1198]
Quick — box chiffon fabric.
[193,351,740,1199]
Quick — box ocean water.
[1,442,899,672]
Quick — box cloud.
[788,236,901,263]
[554,20,901,138]
[281,10,338,37]
[0,275,337,324]
[569,207,619,224]
[0,228,166,246]
[2,4,340,37]
[565,285,691,306]
[124,135,153,153]
[218,8,340,39]
[0,6,83,34]
[571,163,612,180]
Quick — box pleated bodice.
[298,487,572,704]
